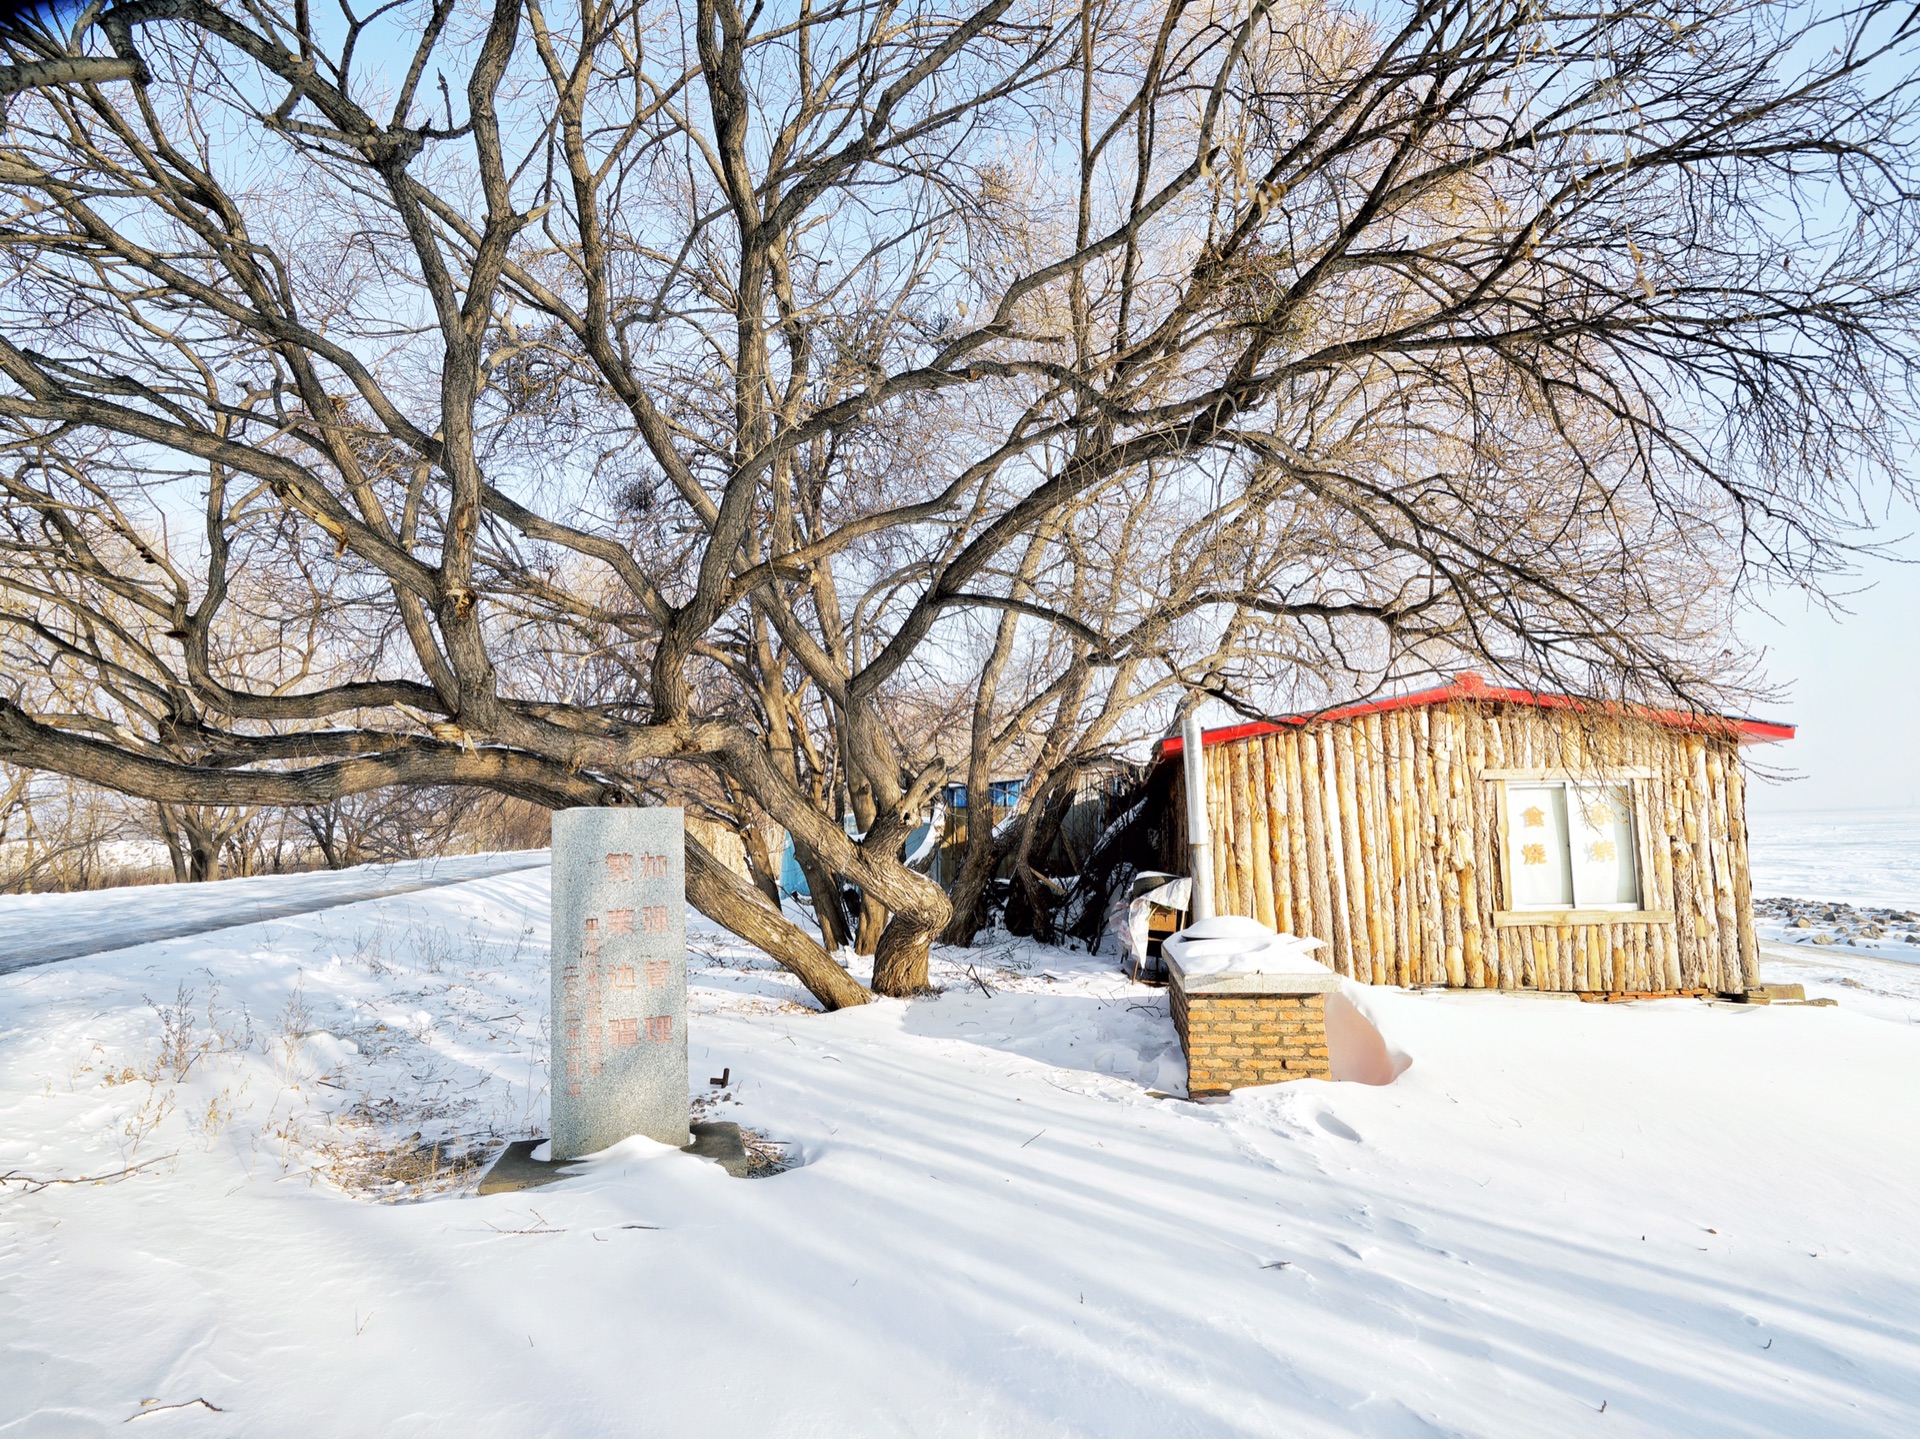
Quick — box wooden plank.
[1491,909,1675,927]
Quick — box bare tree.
[2,0,1918,1007]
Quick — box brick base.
[1170,985,1331,1094]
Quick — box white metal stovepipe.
[1180,707,1216,923]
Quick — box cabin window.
[1503,780,1641,911]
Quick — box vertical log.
[1205,745,1232,916]
[1434,708,1466,988]
[1703,745,1743,992]
[1384,713,1413,986]
[1411,708,1443,984]
[1284,733,1314,937]
[1369,715,1400,983]
[1262,736,1292,933]
[1395,709,1425,982]
[1242,739,1276,928]
[1727,748,1759,988]
[1687,739,1726,989]
[1666,737,1701,988]
[1462,706,1488,988]
[1642,732,1682,989]
[1356,717,1389,983]
[1486,710,1516,988]
[1332,725,1374,982]
[1302,728,1347,974]
[1228,741,1260,922]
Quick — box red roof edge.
[1156,673,1794,760]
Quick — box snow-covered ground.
[4,869,1920,1436]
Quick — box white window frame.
[1494,774,1647,917]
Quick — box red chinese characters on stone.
[643,959,670,988]
[609,963,636,990]
[606,851,668,881]
[605,909,634,936]
[609,1017,639,1048]
[646,1015,673,1043]
[582,916,600,957]
[639,905,669,934]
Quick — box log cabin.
[1153,674,1794,996]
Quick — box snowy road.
[0,851,549,974]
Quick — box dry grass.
[308,1128,495,1201]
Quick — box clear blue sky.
[1741,535,1920,815]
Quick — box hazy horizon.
[1739,520,1920,817]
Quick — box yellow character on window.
[1522,805,1547,828]
[1583,801,1618,829]
[1587,839,1616,863]
[1521,843,1547,866]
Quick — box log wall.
[1162,701,1760,994]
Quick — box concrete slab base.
[476,1121,758,1193]
[477,1139,583,1196]
[682,1121,754,1177]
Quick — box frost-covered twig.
[0,1153,175,1192]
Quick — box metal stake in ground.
[550,807,690,1159]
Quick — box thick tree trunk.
[939,823,1005,946]
[180,809,223,883]
[870,915,934,996]
[1005,783,1074,942]
[739,823,783,906]
[854,890,888,955]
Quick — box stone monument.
[550,807,689,1159]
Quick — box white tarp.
[1160,913,1329,979]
